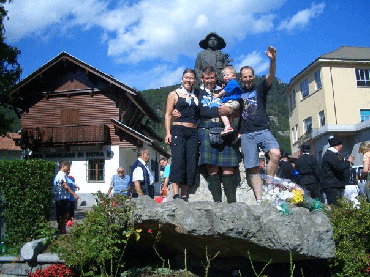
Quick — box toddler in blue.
[214,66,243,135]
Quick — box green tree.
[0,0,22,135]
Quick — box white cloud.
[234,51,270,75]
[278,2,325,31]
[194,14,209,29]
[4,0,286,63]
[118,65,185,90]
[3,0,107,41]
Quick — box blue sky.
[3,0,370,91]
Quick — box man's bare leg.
[247,167,262,200]
[266,148,280,177]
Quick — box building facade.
[286,46,370,165]
[10,52,170,205]
[0,133,22,160]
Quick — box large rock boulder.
[165,165,256,204]
[21,238,48,261]
[133,196,335,264]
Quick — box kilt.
[198,121,241,167]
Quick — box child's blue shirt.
[221,79,243,103]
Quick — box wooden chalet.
[0,133,22,160]
[10,52,169,201]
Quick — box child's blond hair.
[222,66,236,76]
[359,141,370,154]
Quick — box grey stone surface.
[37,253,63,263]
[20,238,47,261]
[78,193,97,207]
[0,256,24,262]
[0,262,34,276]
[165,164,256,205]
[133,196,335,263]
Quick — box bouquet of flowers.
[261,175,305,214]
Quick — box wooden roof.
[10,52,160,122]
[0,133,21,151]
[111,118,170,158]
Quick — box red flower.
[154,197,164,203]
[66,220,73,227]
[148,229,152,233]
[27,264,75,276]
[112,202,116,207]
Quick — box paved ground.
[49,205,92,232]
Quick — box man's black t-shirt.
[239,79,271,133]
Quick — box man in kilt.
[198,66,240,203]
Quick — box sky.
[3,0,370,91]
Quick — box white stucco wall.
[69,145,120,194]
[119,144,162,182]
[31,143,164,190]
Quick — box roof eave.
[10,52,160,122]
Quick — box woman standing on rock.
[165,68,199,201]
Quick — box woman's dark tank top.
[173,93,198,124]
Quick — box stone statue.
[194,32,232,84]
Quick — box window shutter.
[61,108,79,125]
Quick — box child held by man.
[213,66,243,135]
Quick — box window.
[360,109,370,122]
[318,110,325,127]
[295,124,298,142]
[88,159,105,182]
[356,69,370,87]
[61,108,79,125]
[291,124,298,143]
[314,70,322,90]
[303,117,312,134]
[300,79,309,99]
[289,90,296,110]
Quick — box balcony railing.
[292,130,313,147]
[21,124,110,147]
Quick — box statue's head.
[199,32,226,50]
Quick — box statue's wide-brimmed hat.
[199,32,226,50]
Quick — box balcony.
[293,130,313,147]
[21,124,111,148]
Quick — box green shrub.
[0,159,56,253]
[327,197,370,276]
[55,192,140,277]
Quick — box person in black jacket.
[321,137,354,206]
[276,151,294,180]
[295,144,323,201]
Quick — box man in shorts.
[238,46,280,204]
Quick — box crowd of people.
[275,137,370,207]
[53,34,370,234]
[162,39,278,203]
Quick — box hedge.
[0,159,56,252]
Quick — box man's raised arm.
[265,46,276,87]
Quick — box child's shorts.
[224,100,240,110]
